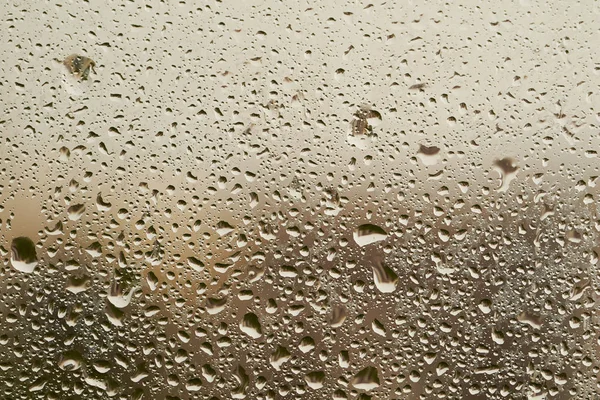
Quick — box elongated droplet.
[372,261,398,293]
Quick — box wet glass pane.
[1,1,599,399]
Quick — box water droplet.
[416,144,441,166]
[478,299,492,314]
[65,275,91,294]
[96,193,112,211]
[202,364,217,382]
[351,366,380,390]
[239,312,262,338]
[187,256,205,272]
[186,378,203,392]
[517,311,542,329]
[67,204,86,221]
[372,261,398,293]
[58,350,83,371]
[206,297,227,315]
[270,345,291,371]
[347,107,381,149]
[304,371,325,389]
[216,221,235,236]
[85,242,102,257]
[298,336,316,353]
[353,224,388,247]
[494,157,519,193]
[63,54,95,80]
[10,237,38,273]
[330,305,347,327]
[28,377,47,392]
[107,281,137,308]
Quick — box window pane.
[1,1,599,399]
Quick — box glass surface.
[1,0,599,399]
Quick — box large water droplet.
[66,275,91,294]
[239,312,262,338]
[351,366,380,390]
[63,54,95,80]
[270,345,291,371]
[216,221,235,236]
[186,378,203,392]
[299,336,316,353]
[494,157,519,193]
[107,281,137,308]
[353,224,388,247]
[372,261,398,293]
[10,237,38,273]
[517,311,542,329]
[330,305,347,327]
[58,350,83,371]
[304,371,325,389]
[187,256,205,272]
[206,297,227,315]
[67,204,86,221]
[416,144,441,166]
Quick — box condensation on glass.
[0,0,599,399]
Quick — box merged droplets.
[187,256,205,272]
[206,297,228,315]
[107,275,138,309]
[65,275,91,294]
